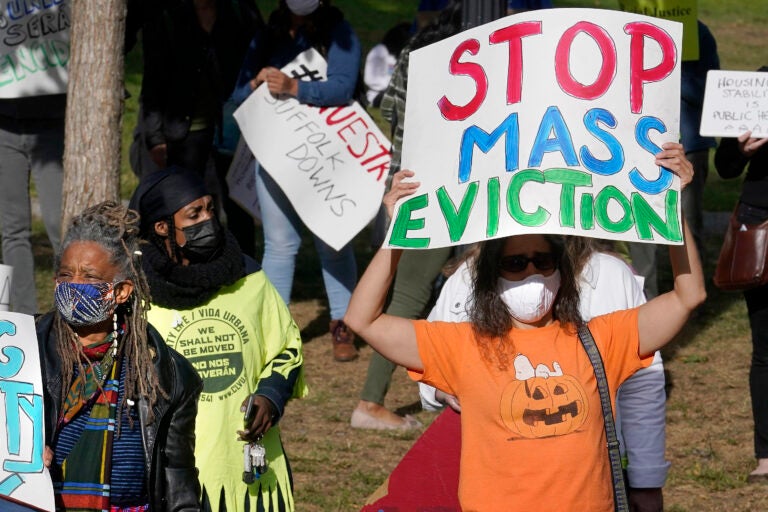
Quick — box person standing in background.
[351,2,462,430]
[679,21,720,264]
[140,0,262,174]
[0,43,67,314]
[139,0,263,254]
[231,0,363,362]
[363,22,410,108]
[627,19,719,299]
[715,123,768,482]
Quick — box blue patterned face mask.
[54,281,118,327]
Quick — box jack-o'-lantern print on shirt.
[500,354,589,438]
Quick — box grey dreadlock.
[53,201,166,428]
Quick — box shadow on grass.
[393,400,424,418]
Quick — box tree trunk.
[61,0,127,229]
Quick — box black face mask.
[179,217,224,263]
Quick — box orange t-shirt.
[409,308,651,512]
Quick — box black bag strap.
[577,323,629,512]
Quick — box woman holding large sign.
[345,143,704,510]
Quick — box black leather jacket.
[36,313,203,511]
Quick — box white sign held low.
[234,49,389,251]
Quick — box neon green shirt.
[148,271,307,512]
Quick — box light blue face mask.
[54,281,118,327]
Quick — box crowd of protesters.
[0,0,765,511]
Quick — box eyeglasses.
[498,252,558,273]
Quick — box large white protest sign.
[700,70,768,138]
[234,49,389,251]
[0,0,70,98]
[0,312,54,512]
[385,8,682,250]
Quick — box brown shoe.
[330,319,358,362]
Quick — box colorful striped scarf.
[56,355,120,512]
[59,335,117,425]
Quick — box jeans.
[254,162,356,320]
[0,115,64,314]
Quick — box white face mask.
[498,270,561,323]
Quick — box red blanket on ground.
[361,408,461,512]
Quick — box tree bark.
[62,0,127,229]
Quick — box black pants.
[738,201,768,458]
[747,284,768,458]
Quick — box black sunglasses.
[498,252,558,273]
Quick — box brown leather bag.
[713,209,768,291]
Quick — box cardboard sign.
[225,138,260,220]
[0,0,70,98]
[385,8,683,250]
[234,49,389,251]
[700,70,768,138]
[0,312,54,512]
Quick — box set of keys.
[243,439,268,484]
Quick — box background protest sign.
[700,70,768,138]
[0,312,54,512]
[0,0,70,98]
[618,0,698,60]
[234,49,389,251]
[225,138,261,221]
[386,8,682,250]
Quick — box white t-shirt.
[364,43,396,103]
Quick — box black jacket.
[36,313,203,511]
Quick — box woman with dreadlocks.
[36,201,203,511]
[129,166,307,512]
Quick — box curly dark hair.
[53,201,165,427]
[468,234,582,370]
